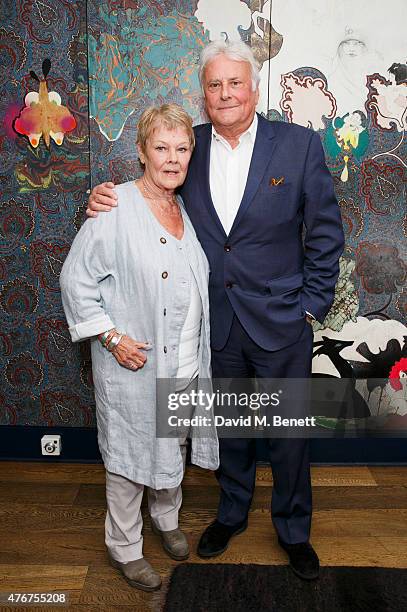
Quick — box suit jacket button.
[224,245,231,252]
[162,271,168,279]
[225,282,233,289]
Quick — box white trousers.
[105,440,187,562]
[105,377,195,563]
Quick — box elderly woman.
[60,104,218,592]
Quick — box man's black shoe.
[278,538,320,580]
[197,520,248,558]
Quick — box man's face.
[202,54,259,134]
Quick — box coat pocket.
[266,272,303,296]
[257,182,292,197]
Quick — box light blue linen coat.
[60,182,219,488]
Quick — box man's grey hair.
[199,40,261,92]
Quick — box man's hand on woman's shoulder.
[86,182,118,218]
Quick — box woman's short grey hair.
[136,103,195,154]
[199,40,261,92]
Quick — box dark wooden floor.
[0,463,406,611]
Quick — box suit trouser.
[211,315,313,545]
[105,377,193,563]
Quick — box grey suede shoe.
[151,522,190,560]
[109,556,162,591]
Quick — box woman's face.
[138,122,192,192]
[338,39,366,59]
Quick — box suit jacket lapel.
[194,124,227,238]
[229,114,277,236]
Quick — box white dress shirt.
[209,114,258,235]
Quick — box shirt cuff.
[68,314,115,343]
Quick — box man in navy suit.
[87,40,344,580]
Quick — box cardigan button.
[162,271,168,279]
[225,282,234,289]
[224,244,231,252]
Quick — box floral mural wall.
[0,1,92,426]
[0,0,406,428]
[257,0,407,422]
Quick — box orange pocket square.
[269,177,285,186]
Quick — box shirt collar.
[211,113,258,147]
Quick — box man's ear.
[254,86,260,105]
[137,143,145,165]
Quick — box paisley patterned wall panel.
[0,1,93,426]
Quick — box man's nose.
[220,81,231,100]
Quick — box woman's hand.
[111,335,150,371]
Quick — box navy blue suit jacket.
[180,114,344,351]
